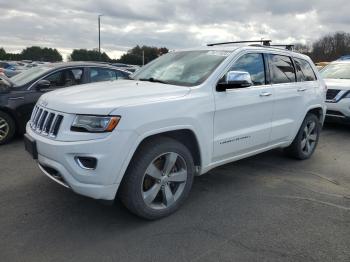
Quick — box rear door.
[213,53,274,162]
[268,54,310,143]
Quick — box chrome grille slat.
[48,114,58,136]
[32,108,43,128]
[29,106,64,138]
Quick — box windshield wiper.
[138,77,168,84]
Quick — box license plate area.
[24,134,38,160]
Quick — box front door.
[213,53,274,162]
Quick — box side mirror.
[217,71,253,91]
[36,79,51,91]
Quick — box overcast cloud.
[0,0,349,59]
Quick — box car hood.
[38,80,191,115]
[324,79,350,91]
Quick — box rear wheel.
[285,113,320,160]
[0,111,15,145]
[119,137,195,220]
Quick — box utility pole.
[142,50,145,66]
[98,15,103,59]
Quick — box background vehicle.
[25,42,326,219]
[0,62,130,144]
[0,61,23,77]
[337,55,350,61]
[112,63,140,73]
[321,60,350,123]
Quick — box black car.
[0,62,130,144]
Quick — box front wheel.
[284,113,321,160]
[0,111,16,145]
[119,137,195,220]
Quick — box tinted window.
[43,68,83,88]
[45,71,64,87]
[116,70,129,79]
[269,55,296,84]
[294,58,316,81]
[90,68,118,83]
[230,53,265,86]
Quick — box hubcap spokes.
[301,121,317,154]
[142,152,187,209]
[0,117,9,141]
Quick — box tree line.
[293,32,350,62]
[0,46,63,62]
[0,45,169,65]
[1,32,349,64]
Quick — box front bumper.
[326,98,350,123]
[26,124,138,200]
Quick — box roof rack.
[270,44,295,51]
[207,40,271,47]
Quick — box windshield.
[11,66,52,86]
[132,50,231,86]
[320,63,350,79]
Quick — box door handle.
[297,88,307,92]
[260,92,272,97]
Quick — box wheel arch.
[306,106,325,124]
[136,129,202,168]
[115,127,203,188]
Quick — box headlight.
[71,115,120,132]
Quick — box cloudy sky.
[0,0,349,60]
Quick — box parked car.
[24,43,326,219]
[0,62,130,144]
[112,63,140,73]
[0,62,21,77]
[337,55,350,61]
[320,60,350,122]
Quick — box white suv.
[320,60,350,122]
[25,42,326,219]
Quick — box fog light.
[75,156,97,170]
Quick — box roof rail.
[270,44,295,51]
[207,40,271,47]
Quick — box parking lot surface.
[0,123,349,262]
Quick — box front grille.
[30,105,64,137]
[326,89,341,100]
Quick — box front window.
[321,63,350,79]
[11,66,52,86]
[132,51,231,86]
[43,68,83,88]
[229,53,266,86]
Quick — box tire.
[284,113,321,160]
[119,137,195,220]
[0,111,16,145]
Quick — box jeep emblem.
[40,100,48,107]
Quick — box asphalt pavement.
[0,123,349,262]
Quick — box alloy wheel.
[141,152,188,210]
[301,120,318,155]
[0,117,9,142]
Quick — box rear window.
[294,58,317,82]
[269,54,296,84]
